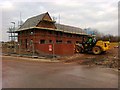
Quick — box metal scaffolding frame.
[7,22,18,53]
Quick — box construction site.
[1,12,119,88]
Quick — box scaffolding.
[7,24,18,53]
[8,27,17,41]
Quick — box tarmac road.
[2,56,118,88]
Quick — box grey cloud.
[1,0,119,41]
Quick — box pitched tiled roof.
[55,24,86,34]
[19,13,46,29]
[18,12,87,35]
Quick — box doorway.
[25,39,27,49]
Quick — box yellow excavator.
[75,35,110,55]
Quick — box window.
[67,41,72,44]
[56,40,62,44]
[40,40,45,44]
[49,40,53,43]
[76,41,81,44]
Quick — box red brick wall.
[54,44,74,56]
[18,29,83,56]
[36,43,74,56]
[36,44,53,55]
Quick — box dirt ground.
[2,56,118,88]
[58,42,119,69]
[1,42,119,88]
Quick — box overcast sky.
[0,0,119,41]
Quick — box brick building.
[16,12,88,56]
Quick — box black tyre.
[92,46,102,55]
[75,46,82,53]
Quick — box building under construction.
[16,12,88,56]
